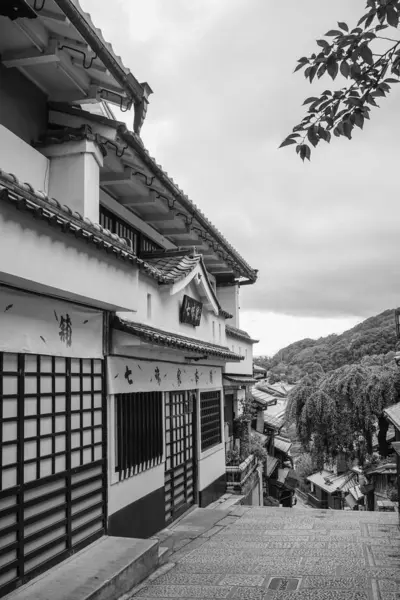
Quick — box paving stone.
[218,574,266,587]
[151,571,221,585]
[133,584,232,597]
[302,577,367,589]
[231,587,267,600]
[127,507,400,600]
[378,579,400,591]
[267,592,368,600]
[201,525,224,538]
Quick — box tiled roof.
[384,402,400,429]
[48,104,257,282]
[265,456,279,477]
[307,470,358,494]
[348,485,364,501]
[251,387,278,409]
[219,309,233,320]
[224,375,257,385]
[56,0,149,106]
[226,325,259,344]
[264,412,284,432]
[253,364,267,373]
[255,382,287,398]
[274,436,292,455]
[113,316,244,361]
[365,461,397,476]
[0,168,208,287]
[391,441,400,456]
[145,254,201,284]
[0,169,140,262]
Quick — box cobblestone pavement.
[129,506,400,600]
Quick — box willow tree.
[281,0,400,160]
[286,363,400,469]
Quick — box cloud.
[81,0,400,324]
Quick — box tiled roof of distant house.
[384,402,400,430]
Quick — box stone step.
[5,536,159,600]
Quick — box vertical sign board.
[180,295,203,327]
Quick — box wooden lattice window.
[115,392,163,480]
[200,391,222,451]
[99,206,161,256]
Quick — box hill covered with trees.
[255,309,398,382]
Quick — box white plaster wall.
[46,141,102,223]
[108,464,165,516]
[131,274,227,346]
[0,124,49,193]
[0,202,139,311]
[198,445,226,491]
[217,285,239,327]
[225,338,254,375]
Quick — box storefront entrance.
[164,391,196,524]
[0,353,106,597]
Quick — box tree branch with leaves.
[281,0,400,160]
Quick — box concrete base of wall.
[108,486,165,539]
[4,535,159,600]
[199,473,226,508]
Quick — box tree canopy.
[285,362,400,469]
[265,308,397,380]
[281,0,400,160]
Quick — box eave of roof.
[53,0,151,107]
[265,456,279,477]
[223,375,257,385]
[47,104,258,283]
[226,325,259,344]
[0,168,197,286]
[384,402,400,430]
[113,316,244,361]
[264,413,284,432]
[391,441,400,456]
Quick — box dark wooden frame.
[0,353,107,598]
[180,295,203,327]
[99,205,161,256]
[200,390,222,451]
[114,391,163,481]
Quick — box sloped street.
[130,506,400,600]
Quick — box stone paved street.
[129,507,400,600]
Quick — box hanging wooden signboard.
[180,294,203,327]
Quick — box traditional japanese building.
[0,1,257,595]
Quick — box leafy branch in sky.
[281,0,400,161]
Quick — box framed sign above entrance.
[180,295,202,327]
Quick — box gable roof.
[384,402,400,430]
[113,316,243,361]
[226,325,259,344]
[307,470,358,494]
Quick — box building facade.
[0,2,257,596]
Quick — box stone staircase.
[4,536,167,600]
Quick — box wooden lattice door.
[164,391,196,524]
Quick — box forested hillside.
[255,309,398,382]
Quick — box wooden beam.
[13,18,49,52]
[120,190,157,206]
[157,227,188,235]
[1,42,60,68]
[144,212,177,223]
[101,171,133,185]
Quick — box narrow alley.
[128,506,400,600]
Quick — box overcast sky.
[81,0,400,355]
